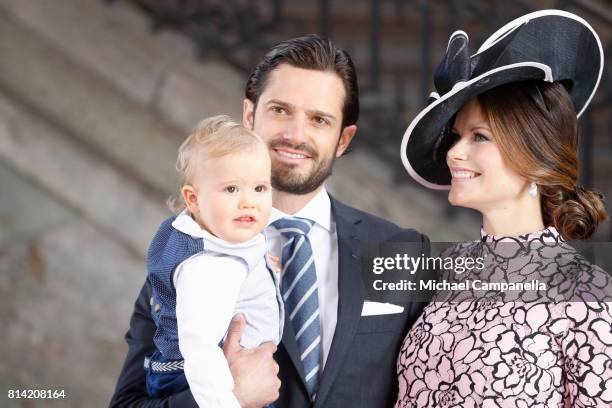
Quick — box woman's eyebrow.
[471,124,491,131]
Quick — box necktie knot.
[272,217,314,239]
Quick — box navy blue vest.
[147,215,204,361]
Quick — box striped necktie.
[272,217,321,401]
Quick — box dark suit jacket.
[110,197,430,407]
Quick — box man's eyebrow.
[265,99,293,109]
[307,109,337,122]
[265,99,337,122]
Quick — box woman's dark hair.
[245,34,359,129]
[478,81,607,240]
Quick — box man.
[110,34,429,407]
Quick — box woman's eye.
[474,133,490,142]
[255,185,267,193]
[225,186,238,193]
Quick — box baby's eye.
[254,185,268,193]
[474,133,490,142]
[225,186,238,193]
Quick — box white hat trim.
[400,62,553,190]
[447,30,469,49]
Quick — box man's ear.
[243,99,255,129]
[181,185,199,215]
[336,125,357,157]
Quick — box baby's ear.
[181,185,199,214]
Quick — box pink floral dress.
[395,227,612,407]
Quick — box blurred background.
[0,0,610,406]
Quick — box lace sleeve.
[560,301,612,407]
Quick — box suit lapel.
[314,197,364,407]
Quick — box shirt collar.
[172,210,266,270]
[268,187,332,232]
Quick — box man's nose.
[281,116,307,144]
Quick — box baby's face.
[190,145,272,243]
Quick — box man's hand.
[223,314,280,408]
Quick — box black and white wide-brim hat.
[401,9,604,190]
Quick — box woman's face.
[446,98,529,212]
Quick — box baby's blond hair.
[168,115,267,213]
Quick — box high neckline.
[480,226,563,244]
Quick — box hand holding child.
[224,314,280,407]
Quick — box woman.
[397,10,612,407]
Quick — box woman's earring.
[528,181,538,197]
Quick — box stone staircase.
[0,0,242,405]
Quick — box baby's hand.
[267,253,281,273]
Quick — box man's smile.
[273,148,312,161]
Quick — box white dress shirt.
[266,187,338,370]
[172,212,283,408]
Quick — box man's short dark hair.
[245,34,359,129]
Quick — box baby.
[144,115,283,407]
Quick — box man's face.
[243,64,356,195]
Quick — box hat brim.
[402,63,552,189]
[401,9,604,190]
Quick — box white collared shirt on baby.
[172,211,283,408]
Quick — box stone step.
[1,212,149,406]
[0,7,184,197]
[0,91,169,257]
[0,162,73,243]
[0,0,243,132]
